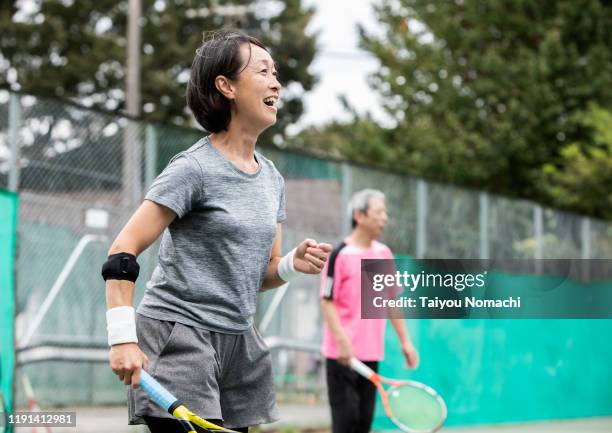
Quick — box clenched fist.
[294,239,333,274]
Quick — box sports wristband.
[106,306,138,346]
[277,247,299,282]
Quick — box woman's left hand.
[294,239,332,274]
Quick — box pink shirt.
[320,239,394,361]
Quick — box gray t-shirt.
[137,136,286,333]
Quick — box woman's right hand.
[109,343,149,389]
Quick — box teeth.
[264,97,276,105]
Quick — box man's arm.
[389,315,419,369]
[385,247,419,369]
[320,299,353,367]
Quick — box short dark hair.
[186,30,268,132]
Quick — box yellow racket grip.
[172,405,239,433]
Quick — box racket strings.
[387,384,444,432]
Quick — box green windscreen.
[374,257,612,428]
[0,189,17,424]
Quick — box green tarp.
[373,257,612,428]
[0,189,17,426]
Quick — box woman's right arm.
[106,200,176,388]
[107,200,176,259]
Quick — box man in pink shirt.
[320,189,419,433]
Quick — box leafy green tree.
[292,0,612,217]
[542,104,612,219]
[0,0,317,140]
[288,96,396,164]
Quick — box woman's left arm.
[261,224,332,291]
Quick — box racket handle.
[140,370,178,412]
[350,358,375,379]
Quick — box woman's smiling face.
[229,43,282,131]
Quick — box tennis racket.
[350,358,447,433]
[140,370,238,433]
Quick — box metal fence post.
[145,124,158,189]
[341,162,352,236]
[581,217,591,260]
[122,119,142,208]
[479,192,489,259]
[8,92,21,192]
[534,205,543,272]
[581,217,591,280]
[416,180,427,258]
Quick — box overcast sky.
[294,0,392,131]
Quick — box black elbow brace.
[101,252,140,282]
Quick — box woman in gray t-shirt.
[101,30,332,433]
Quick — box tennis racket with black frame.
[140,370,238,433]
[351,358,447,433]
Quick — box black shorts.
[326,358,379,433]
[143,416,249,433]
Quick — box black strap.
[101,252,140,282]
[322,242,347,299]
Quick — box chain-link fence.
[2,90,612,407]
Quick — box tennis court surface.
[11,404,612,433]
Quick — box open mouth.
[263,96,277,108]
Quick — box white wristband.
[106,306,138,346]
[277,247,300,282]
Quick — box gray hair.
[348,189,385,228]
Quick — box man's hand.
[294,239,332,274]
[401,342,419,369]
[337,336,353,367]
[109,343,149,388]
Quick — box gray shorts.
[128,313,279,428]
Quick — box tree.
[0,0,318,141]
[291,0,612,217]
[288,96,396,165]
[542,105,612,219]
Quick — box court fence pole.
[416,180,427,259]
[581,218,591,260]
[479,192,489,259]
[534,205,543,273]
[122,119,142,207]
[8,93,21,192]
[340,162,352,236]
[581,217,591,280]
[145,125,158,189]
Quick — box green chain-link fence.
[2,89,612,422]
